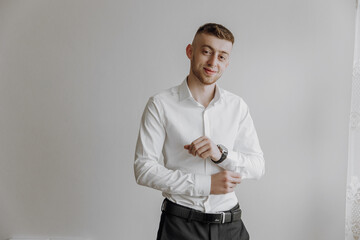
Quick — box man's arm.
[134,97,211,196]
[218,101,265,179]
[184,100,264,180]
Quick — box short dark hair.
[195,23,234,44]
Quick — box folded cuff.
[194,174,211,196]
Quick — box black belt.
[161,198,242,224]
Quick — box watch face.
[218,144,228,153]
[215,144,228,164]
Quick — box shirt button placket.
[203,109,211,212]
[203,109,210,171]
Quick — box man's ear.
[186,44,192,59]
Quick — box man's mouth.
[204,68,217,75]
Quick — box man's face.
[186,33,233,85]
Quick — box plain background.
[0,0,356,239]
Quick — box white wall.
[0,0,355,239]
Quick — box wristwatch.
[212,144,228,164]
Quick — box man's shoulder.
[148,84,180,103]
[220,87,247,107]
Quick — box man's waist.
[162,192,238,213]
[161,198,242,224]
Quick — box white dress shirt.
[134,78,265,213]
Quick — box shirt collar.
[179,77,223,104]
[179,78,192,101]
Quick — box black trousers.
[156,203,250,240]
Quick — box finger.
[228,171,242,178]
[191,137,206,151]
[229,182,237,188]
[184,145,196,156]
[195,140,210,156]
[189,137,208,155]
[195,139,208,150]
[190,140,206,156]
[223,172,241,183]
[225,183,236,193]
[190,142,199,155]
[199,149,212,159]
[195,144,210,156]
[230,177,242,184]
[191,136,207,145]
[189,143,196,156]
[191,137,212,156]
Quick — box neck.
[187,75,216,108]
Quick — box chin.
[200,80,217,85]
[199,76,220,85]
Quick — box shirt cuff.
[194,174,211,196]
[217,150,243,171]
[219,150,265,180]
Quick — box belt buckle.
[216,211,226,224]
[221,212,226,224]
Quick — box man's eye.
[203,50,211,55]
[219,55,227,61]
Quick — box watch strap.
[212,144,228,164]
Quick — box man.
[134,23,265,240]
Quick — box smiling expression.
[186,33,233,85]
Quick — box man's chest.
[162,101,241,149]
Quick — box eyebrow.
[201,45,230,56]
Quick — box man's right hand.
[210,171,241,194]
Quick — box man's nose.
[207,54,217,66]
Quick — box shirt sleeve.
[134,97,211,196]
[216,100,265,180]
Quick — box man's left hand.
[184,136,221,161]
